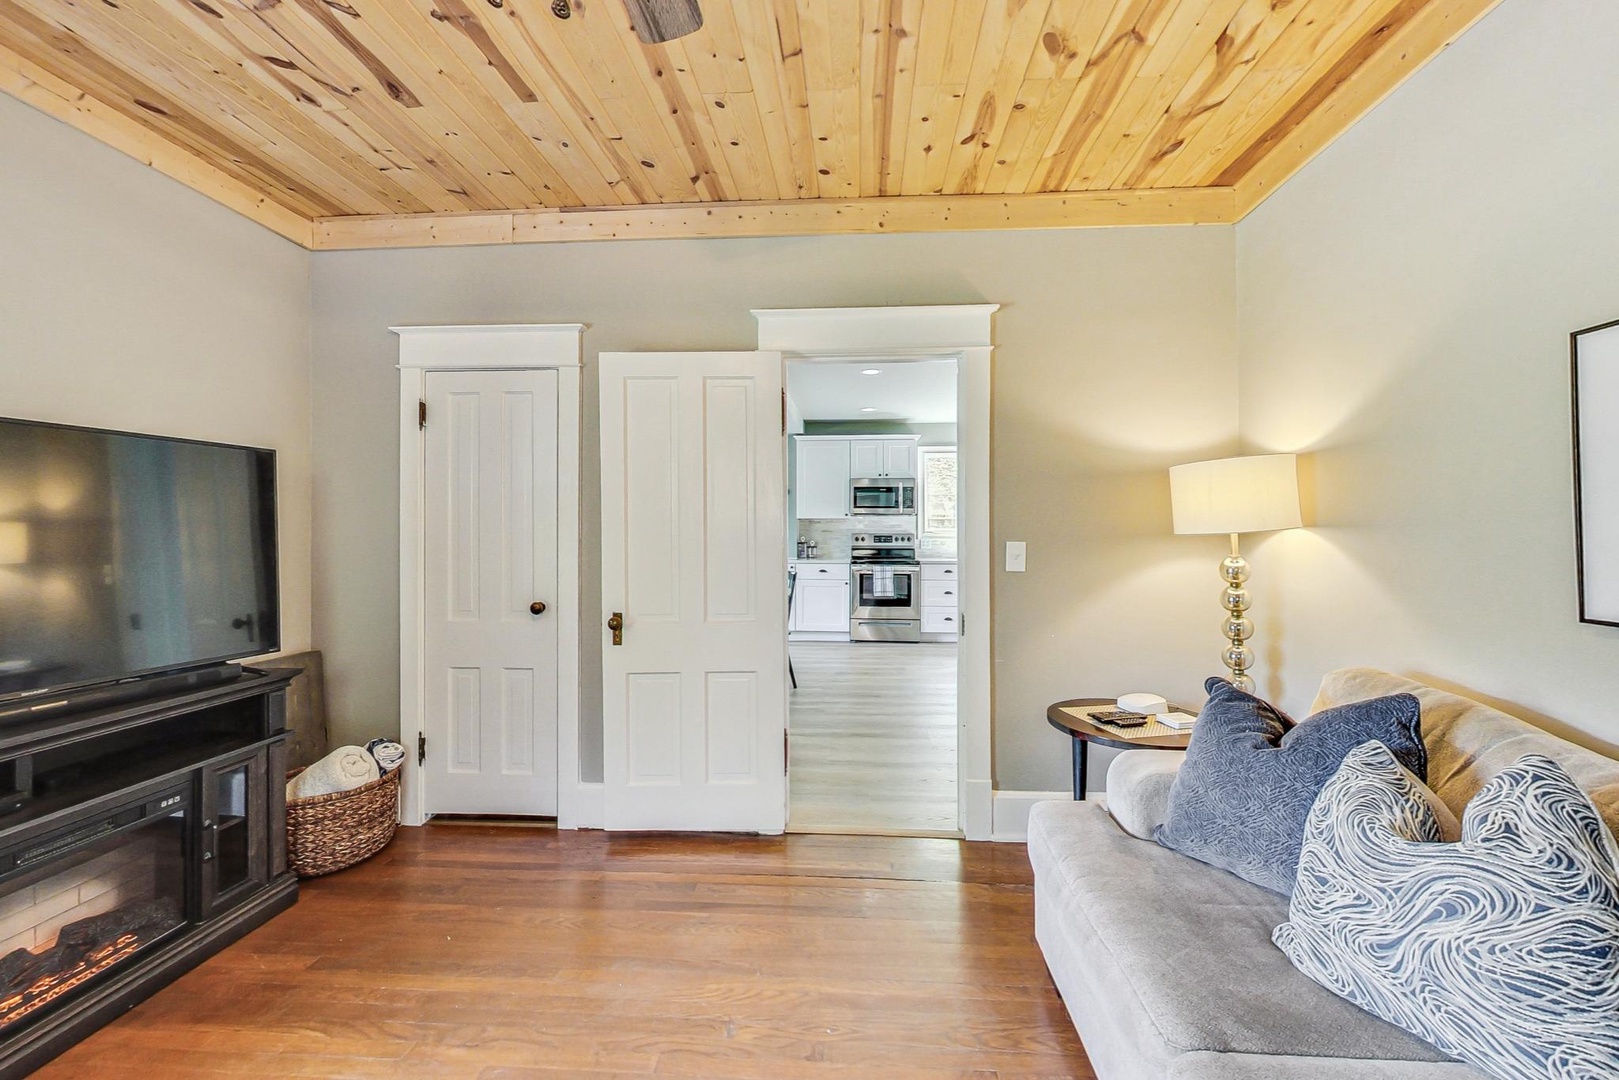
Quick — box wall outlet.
[1005,541,1027,572]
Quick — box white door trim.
[395,324,585,828]
[753,305,997,841]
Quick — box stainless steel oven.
[850,477,916,515]
[849,533,921,642]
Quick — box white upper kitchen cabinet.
[849,439,884,478]
[850,437,916,478]
[882,439,916,478]
[796,438,851,518]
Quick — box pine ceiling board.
[808,85,860,197]
[654,38,742,201]
[397,0,619,206]
[1069,0,1253,191]
[997,0,1123,193]
[1146,0,1389,188]
[0,1,340,217]
[493,4,659,204]
[980,77,1064,193]
[777,0,824,198]
[638,40,729,201]
[335,0,580,208]
[1114,0,1321,190]
[153,0,464,214]
[874,0,922,196]
[216,0,503,212]
[1034,0,1181,191]
[36,0,412,216]
[0,39,312,242]
[724,0,812,202]
[939,0,1053,195]
[556,0,708,203]
[243,0,522,210]
[705,89,778,200]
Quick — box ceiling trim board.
[0,40,312,246]
[1232,0,1506,218]
[311,187,1239,250]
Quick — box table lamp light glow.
[0,523,27,567]
[1169,455,1301,692]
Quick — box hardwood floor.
[788,642,958,836]
[37,827,1093,1079]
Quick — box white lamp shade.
[0,522,26,566]
[1169,454,1302,535]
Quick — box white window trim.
[753,305,996,841]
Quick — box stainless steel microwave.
[850,477,916,515]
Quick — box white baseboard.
[961,778,993,840]
[992,789,1073,842]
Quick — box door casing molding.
[753,305,997,841]
[394,324,586,828]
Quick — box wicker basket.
[285,764,401,878]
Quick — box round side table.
[1046,698,1193,800]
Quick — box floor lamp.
[1169,455,1301,693]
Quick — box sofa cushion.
[1155,678,1426,895]
[1105,749,1185,839]
[1311,668,1619,835]
[1028,799,1451,1064]
[1276,744,1619,1080]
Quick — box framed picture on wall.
[1573,319,1619,626]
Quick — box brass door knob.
[530,601,547,615]
[608,612,624,646]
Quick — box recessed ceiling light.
[860,407,877,413]
[860,368,881,376]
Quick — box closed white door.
[423,369,560,815]
[796,439,850,517]
[599,351,787,832]
[883,439,915,478]
[850,439,885,477]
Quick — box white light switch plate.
[1006,541,1027,572]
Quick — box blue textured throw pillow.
[1154,678,1425,895]
[1276,743,1619,1080]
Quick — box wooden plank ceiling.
[0,0,1501,248]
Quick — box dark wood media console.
[0,666,299,1077]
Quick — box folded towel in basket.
[287,745,380,801]
[365,738,407,773]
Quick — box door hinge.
[417,732,426,766]
[781,389,787,435]
[418,399,427,429]
[959,611,965,637]
[784,730,789,775]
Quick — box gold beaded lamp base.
[1219,532,1256,693]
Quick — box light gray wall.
[0,93,314,657]
[1236,0,1619,750]
[311,226,1237,790]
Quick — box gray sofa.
[1027,667,1619,1080]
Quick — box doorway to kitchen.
[786,357,960,835]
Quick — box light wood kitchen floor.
[788,641,958,835]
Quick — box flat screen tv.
[0,417,279,714]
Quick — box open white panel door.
[599,352,787,832]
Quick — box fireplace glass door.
[0,787,189,1035]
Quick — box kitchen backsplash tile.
[793,516,919,562]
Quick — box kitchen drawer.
[921,563,958,582]
[793,562,849,583]
[921,580,959,607]
[921,608,959,634]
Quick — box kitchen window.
[919,447,957,543]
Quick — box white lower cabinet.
[920,562,958,639]
[791,562,851,634]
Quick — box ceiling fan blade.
[623,0,703,44]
